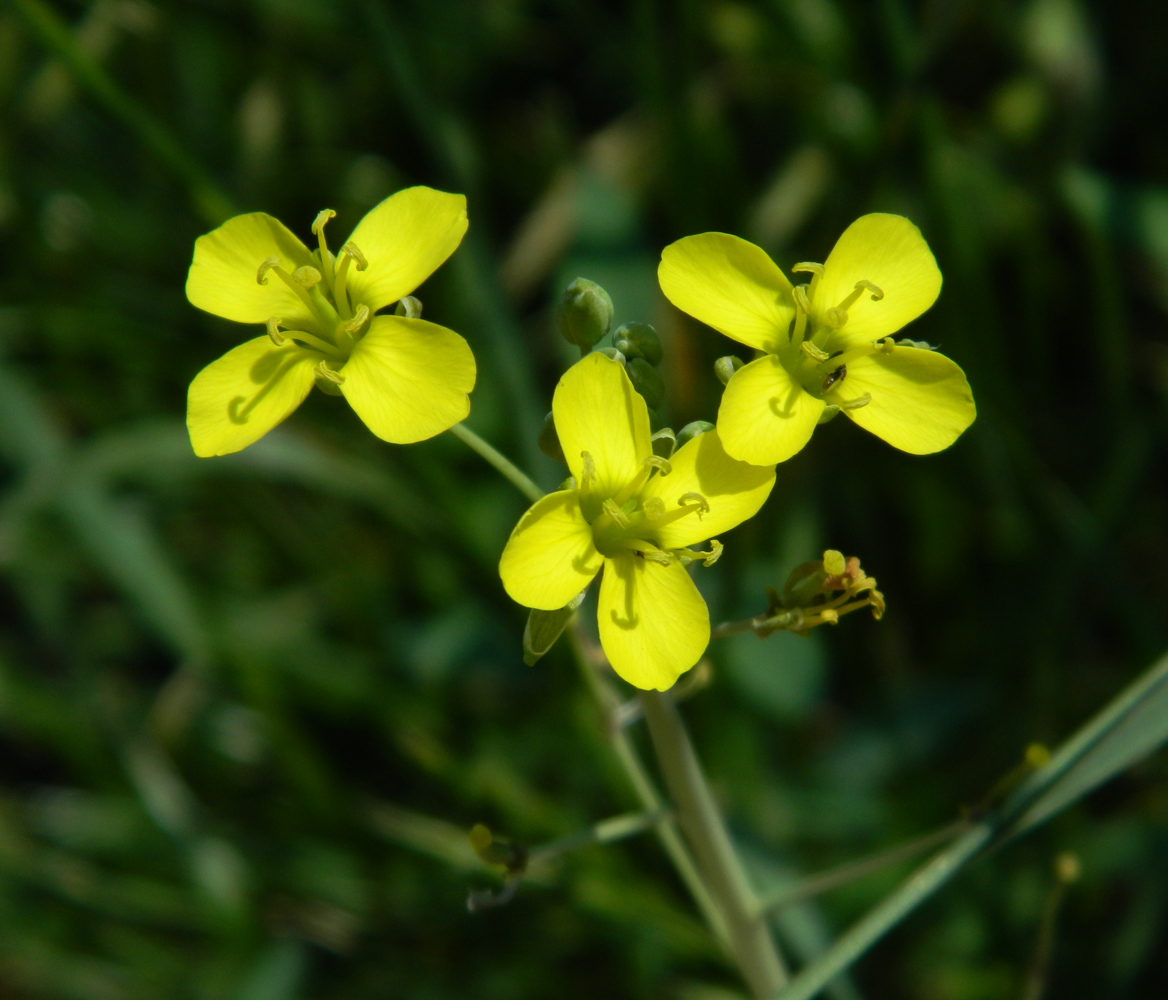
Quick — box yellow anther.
[678,492,710,518]
[311,209,336,236]
[792,262,825,277]
[881,337,896,354]
[644,455,672,476]
[839,393,871,411]
[801,341,830,362]
[823,550,847,576]
[266,317,285,346]
[315,361,345,385]
[642,497,666,520]
[580,451,597,491]
[341,241,368,271]
[602,498,631,529]
[293,265,323,288]
[792,285,812,314]
[855,279,884,300]
[699,539,723,566]
[256,256,281,284]
[339,303,370,335]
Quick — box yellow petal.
[343,187,469,313]
[339,316,476,444]
[499,490,603,610]
[658,233,795,352]
[597,553,709,691]
[641,429,775,549]
[186,213,317,325]
[553,353,651,500]
[841,346,975,454]
[716,355,824,465]
[186,337,319,457]
[812,214,942,346]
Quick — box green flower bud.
[537,411,565,463]
[675,420,714,449]
[627,357,665,409]
[612,322,663,366]
[557,277,613,350]
[523,591,585,666]
[650,427,676,459]
[714,355,745,385]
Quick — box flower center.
[780,264,887,408]
[580,453,717,565]
[254,209,374,384]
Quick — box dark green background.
[1,0,1166,996]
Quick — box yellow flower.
[658,214,976,465]
[499,353,775,690]
[185,186,476,457]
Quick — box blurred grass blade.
[772,649,1168,1000]
[12,0,235,225]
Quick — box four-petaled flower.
[185,186,476,457]
[499,353,775,691]
[658,214,976,465]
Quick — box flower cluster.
[185,191,974,692]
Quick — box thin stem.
[449,423,544,503]
[639,690,789,998]
[527,809,669,864]
[567,627,732,950]
[756,820,969,915]
[772,649,1168,1000]
[712,608,804,641]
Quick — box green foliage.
[0,0,1166,998]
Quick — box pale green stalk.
[448,423,544,503]
[640,691,789,998]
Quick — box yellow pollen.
[339,303,370,336]
[791,262,824,277]
[792,285,811,314]
[801,341,830,362]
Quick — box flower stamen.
[332,242,368,320]
[602,498,632,529]
[824,279,886,330]
[839,393,871,411]
[311,209,337,289]
[615,455,673,505]
[256,256,281,284]
[266,316,285,346]
[315,361,344,385]
[293,265,323,288]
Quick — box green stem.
[13,0,235,227]
[772,649,1168,1000]
[527,809,669,864]
[449,423,544,503]
[568,628,732,951]
[639,690,789,998]
[756,820,968,915]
